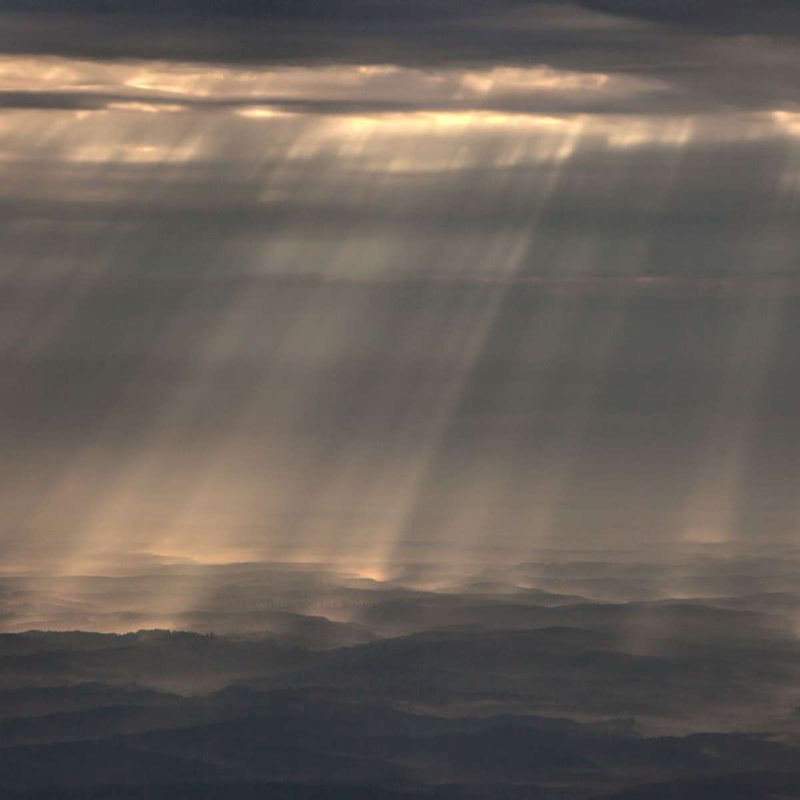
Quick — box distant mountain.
[2,585,800,799]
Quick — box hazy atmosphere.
[2,2,800,798]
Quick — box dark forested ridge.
[2,560,800,800]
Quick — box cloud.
[576,0,800,34]
[0,0,526,21]
[3,0,798,31]
[0,0,797,116]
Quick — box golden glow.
[605,117,694,149]
[2,53,796,158]
[66,140,201,164]
[107,101,185,114]
[771,110,800,138]
[3,48,799,619]
[680,280,788,546]
[459,65,610,95]
[236,106,296,119]
[681,526,728,545]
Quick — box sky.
[1,0,800,582]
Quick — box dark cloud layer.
[581,0,800,29]
[2,0,798,116]
[0,0,523,20]
[3,0,799,28]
